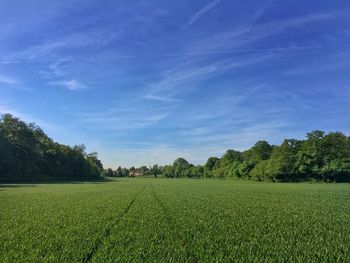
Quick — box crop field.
[1,178,350,262]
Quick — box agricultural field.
[1,178,350,262]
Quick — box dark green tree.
[0,114,103,182]
[150,164,161,178]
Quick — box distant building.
[129,170,143,177]
[133,171,143,177]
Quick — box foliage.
[2,113,350,182]
[161,131,350,182]
[0,114,103,182]
[149,164,161,178]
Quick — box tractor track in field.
[150,183,199,263]
[82,184,147,263]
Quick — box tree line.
[109,130,350,182]
[0,114,103,182]
[1,114,350,182]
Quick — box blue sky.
[0,0,350,168]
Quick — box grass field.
[1,178,350,262]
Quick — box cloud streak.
[189,12,340,54]
[143,95,183,103]
[183,0,223,30]
[81,112,170,131]
[0,74,17,84]
[79,99,175,132]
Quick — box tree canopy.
[0,114,103,182]
[159,131,350,182]
[2,114,350,183]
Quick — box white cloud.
[49,79,87,90]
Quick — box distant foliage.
[0,114,103,182]
[161,131,350,182]
[5,113,349,183]
[102,165,156,178]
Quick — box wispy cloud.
[0,74,17,84]
[284,53,350,75]
[81,112,170,131]
[48,79,87,90]
[0,11,343,66]
[79,100,173,131]
[138,10,340,113]
[183,0,223,30]
[0,26,119,65]
[147,65,217,97]
[39,59,69,79]
[187,120,290,147]
[143,95,183,103]
[141,51,274,106]
[189,12,340,53]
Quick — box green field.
[1,179,350,262]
